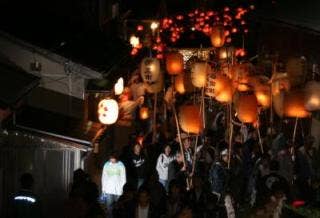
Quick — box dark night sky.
[0,0,319,70]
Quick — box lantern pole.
[292,117,299,145]
[152,93,158,143]
[257,126,264,154]
[227,103,233,169]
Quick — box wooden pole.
[257,127,264,154]
[292,117,299,145]
[152,93,158,144]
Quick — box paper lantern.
[255,85,271,108]
[213,74,233,103]
[139,107,149,120]
[191,62,211,88]
[205,72,216,97]
[286,57,306,87]
[271,73,290,95]
[114,77,124,95]
[210,25,226,48]
[98,99,119,125]
[219,47,234,60]
[284,90,310,118]
[166,52,184,75]
[236,93,258,123]
[273,92,284,118]
[233,63,250,92]
[145,73,163,93]
[304,81,320,111]
[179,105,203,134]
[140,58,160,84]
[175,73,193,94]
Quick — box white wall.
[0,32,102,99]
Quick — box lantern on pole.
[166,52,184,75]
[179,105,203,134]
[304,81,320,111]
[97,99,119,125]
[114,77,124,95]
[191,62,211,88]
[284,90,310,118]
[210,25,226,48]
[145,73,164,93]
[139,107,149,120]
[214,74,233,103]
[219,47,235,60]
[140,58,161,84]
[236,93,258,123]
[254,85,271,108]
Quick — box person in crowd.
[129,143,147,189]
[112,183,136,218]
[9,173,42,218]
[101,152,126,216]
[156,144,175,191]
[143,171,167,214]
[64,169,90,218]
[256,160,290,207]
[209,148,229,200]
[187,176,208,217]
[166,180,185,218]
[295,136,316,203]
[84,181,106,218]
[135,187,159,218]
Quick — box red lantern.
[236,93,258,123]
[166,52,184,75]
[179,105,203,134]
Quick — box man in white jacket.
[101,153,126,215]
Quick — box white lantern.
[305,81,320,111]
[114,77,124,95]
[97,99,119,125]
[140,58,161,84]
[191,62,211,88]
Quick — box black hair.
[20,173,34,189]
[270,160,280,172]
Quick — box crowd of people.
[10,125,320,218]
[95,125,320,218]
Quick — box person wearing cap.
[9,173,43,218]
[101,152,126,216]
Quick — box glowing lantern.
[130,35,140,47]
[213,74,233,103]
[175,73,186,94]
[304,81,320,111]
[236,93,258,123]
[273,92,284,118]
[271,73,290,95]
[219,47,234,60]
[286,57,306,87]
[233,63,250,92]
[191,62,211,88]
[114,77,124,95]
[284,90,310,118]
[210,25,226,48]
[166,52,184,75]
[145,73,163,93]
[205,72,216,97]
[139,107,149,120]
[98,99,119,125]
[140,58,160,84]
[179,105,203,134]
[254,85,271,108]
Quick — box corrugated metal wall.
[0,130,86,218]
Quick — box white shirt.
[101,161,126,196]
[156,153,175,180]
[137,205,149,218]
